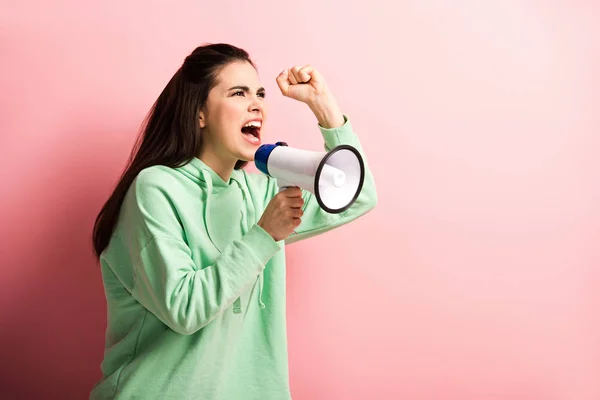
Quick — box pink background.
[2,1,599,399]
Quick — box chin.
[232,150,254,163]
[239,153,255,162]
[236,142,260,162]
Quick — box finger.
[276,69,290,94]
[291,65,305,83]
[304,66,325,88]
[288,68,299,85]
[298,64,313,83]
[282,187,303,198]
[285,208,301,219]
[290,197,305,208]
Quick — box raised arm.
[285,115,377,244]
[275,65,378,245]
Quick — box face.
[198,61,267,170]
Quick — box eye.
[233,91,245,97]
[257,92,266,98]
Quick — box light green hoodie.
[90,115,377,400]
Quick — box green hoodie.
[90,115,377,400]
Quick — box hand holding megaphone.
[257,187,304,242]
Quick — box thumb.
[302,65,325,87]
[276,69,290,96]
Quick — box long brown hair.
[92,43,255,259]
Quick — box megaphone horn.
[254,142,365,214]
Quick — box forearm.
[285,116,378,245]
[131,224,280,334]
[307,92,345,129]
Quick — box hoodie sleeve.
[285,115,378,245]
[119,170,281,335]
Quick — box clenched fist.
[257,187,304,242]
[275,65,345,129]
[275,65,331,105]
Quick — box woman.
[90,43,377,400]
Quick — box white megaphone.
[254,142,365,214]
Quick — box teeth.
[244,121,262,128]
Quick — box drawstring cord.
[201,170,247,313]
[201,170,216,251]
[235,179,266,309]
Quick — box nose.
[248,95,263,113]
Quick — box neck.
[197,149,236,182]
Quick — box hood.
[178,157,244,192]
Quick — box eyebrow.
[228,85,265,93]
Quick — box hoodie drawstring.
[235,179,266,309]
[201,170,245,313]
[201,170,217,251]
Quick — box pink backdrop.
[2,1,599,399]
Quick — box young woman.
[90,43,377,400]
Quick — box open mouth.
[241,120,261,145]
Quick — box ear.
[198,109,207,129]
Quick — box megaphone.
[254,142,365,214]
